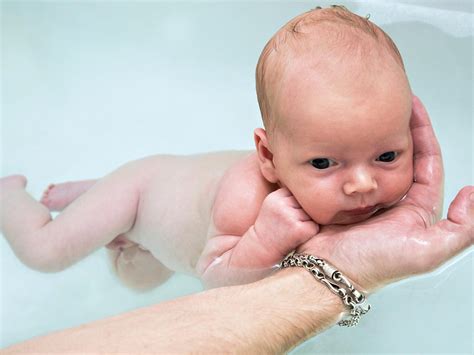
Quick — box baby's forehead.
[272,58,411,141]
[275,55,408,118]
[274,99,412,155]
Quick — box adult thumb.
[446,186,474,228]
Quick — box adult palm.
[298,95,473,293]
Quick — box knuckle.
[264,194,287,212]
[264,190,281,205]
[308,221,319,235]
[292,221,311,237]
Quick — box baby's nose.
[343,168,378,195]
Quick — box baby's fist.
[253,187,319,255]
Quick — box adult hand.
[297,95,473,293]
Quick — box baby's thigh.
[107,246,174,291]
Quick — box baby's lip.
[344,205,379,215]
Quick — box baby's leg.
[41,179,129,249]
[2,161,175,289]
[41,179,97,212]
[0,161,142,272]
[39,177,174,290]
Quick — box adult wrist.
[279,252,371,327]
[296,238,373,294]
[277,266,347,319]
[240,267,346,352]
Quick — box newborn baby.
[0,6,414,290]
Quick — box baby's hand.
[252,187,319,256]
[199,187,319,287]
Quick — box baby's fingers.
[285,194,303,209]
[290,206,313,222]
[272,187,292,198]
[296,220,320,241]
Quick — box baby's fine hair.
[255,5,405,133]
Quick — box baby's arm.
[0,160,144,272]
[197,188,319,288]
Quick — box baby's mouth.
[344,205,380,216]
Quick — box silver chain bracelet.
[278,251,371,327]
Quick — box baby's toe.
[40,184,55,206]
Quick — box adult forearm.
[236,267,346,353]
[3,268,344,353]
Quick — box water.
[1,1,472,353]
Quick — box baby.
[0,6,414,290]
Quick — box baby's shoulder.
[211,152,275,236]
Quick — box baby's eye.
[310,158,335,169]
[376,151,398,163]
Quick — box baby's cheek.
[383,168,413,204]
[303,202,335,225]
[295,185,340,225]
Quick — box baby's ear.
[254,128,279,183]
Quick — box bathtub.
[1,1,472,353]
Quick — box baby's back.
[125,150,255,275]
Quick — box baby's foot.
[40,182,81,212]
[41,179,96,212]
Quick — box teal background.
[1,1,472,353]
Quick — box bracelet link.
[278,252,370,327]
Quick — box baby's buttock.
[123,151,252,275]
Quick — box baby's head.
[254,5,413,225]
